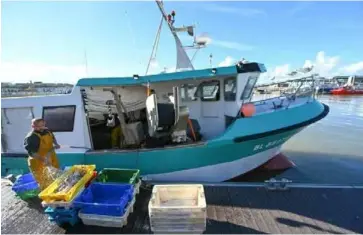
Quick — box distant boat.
[330,76,363,95]
[314,78,339,94]
[331,87,363,95]
[1,82,73,97]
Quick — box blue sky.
[1,1,363,84]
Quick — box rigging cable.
[125,10,143,68]
[145,15,164,75]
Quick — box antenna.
[84,49,89,76]
[155,0,194,71]
[148,0,209,72]
[209,53,213,68]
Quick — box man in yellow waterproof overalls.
[109,114,123,149]
[24,118,61,190]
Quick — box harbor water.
[237,95,363,185]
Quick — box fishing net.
[54,170,86,193]
[39,166,65,190]
[39,166,88,193]
[45,166,65,181]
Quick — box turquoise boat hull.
[1,100,329,182]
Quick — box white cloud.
[3,51,361,85]
[219,56,235,67]
[212,39,254,51]
[303,60,313,68]
[179,33,253,52]
[148,66,177,75]
[150,58,159,68]
[195,33,212,46]
[0,62,87,84]
[258,51,363,84]
[340,62,363,74]
[298,51,340,78]
[287,2,313,16]
[145,58,161,75]
[203,3,266,17]
[272,64,290,77]
[166,66,177,73]
[258,64,290,83]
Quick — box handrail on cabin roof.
[76,65,238,87]
[76,62,267,87]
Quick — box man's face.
[33,121,47,132]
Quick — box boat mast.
[155,0,194,71]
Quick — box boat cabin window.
[241,76,258,100]
[195,80,220,102]
[224,77,237,101]
[180,84,197,102]
[42,105,76,132]
[278,83,289,88]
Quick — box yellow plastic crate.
[39,165,96,202]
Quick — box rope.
[187,118,196,141]
[145,15,164,75]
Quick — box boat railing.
[251,76,316,112]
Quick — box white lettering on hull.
[253,136,290,152]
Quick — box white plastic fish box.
[148,184,207,234]
[78,197,135,228]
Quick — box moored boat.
[330,87,363,95]
[330,76,363,95]
[1,0,330,182]
[315,78,339,94]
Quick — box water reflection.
[234,95,363,185]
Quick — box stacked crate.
[41,188,85,226]
[148,184,207,234]
[38,165,96,203]
[11,173,40,200]
[74,183,135,228]
[39,165,96,226]
[44,206,80,226]
[95,168,141,195]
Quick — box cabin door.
[199,80,224,139]
[2,107,34,152]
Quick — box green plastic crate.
[16,189,40,200]
[96,168,140,184]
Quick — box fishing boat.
[331,86,363,95]
[1,82,73,98]
[330,76,363,95]
[1,0,330,182]
[314,78,339,94]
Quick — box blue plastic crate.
[48,214,80,226]
[45,207,79,218]
[11,173,39,194]
[13,173,35,185]
[73,183,134,216]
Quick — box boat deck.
[1,180,362,234]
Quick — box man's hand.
[44,151,52,166]
[31,153,43,162]
[54,144,61,149]
[44,157,50,166]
